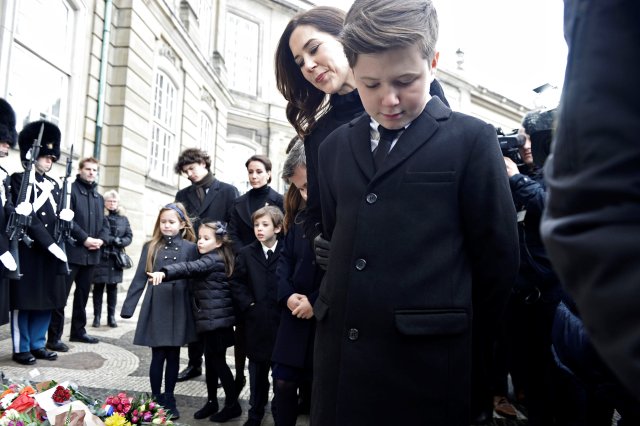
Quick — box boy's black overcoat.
[313,97,520,425]
[230,240,281,362]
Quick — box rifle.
[54,145,74,275]
[5,124,43,279]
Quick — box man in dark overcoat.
[9,120,68,364]
[541,0,640,401]
[47,157,104,350]
[173,147,238,381]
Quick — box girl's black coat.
[121,234,198,347]
[93,210,133,284]
[272,211,322,368]
[230,240,281,362]
[162,251,235,334]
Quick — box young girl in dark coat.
[271,139,323,426]
[230,206,284,426]
[120,203,198,420]
[147,221,241,423]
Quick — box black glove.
[313,234,331,271]
[113,236,123,247]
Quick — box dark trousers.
[186,338,204,369]
[248,359,272,421]
[92,283,118,318]
[48,264,95,341]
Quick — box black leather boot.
[92,283,104,327]
[163,394,179,420]
[107,285,117,327]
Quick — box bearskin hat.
[18,120,61,163]
[0,98,18,148]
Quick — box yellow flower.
[104,413,132,426]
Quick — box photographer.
[499,109,566,426]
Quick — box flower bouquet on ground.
[0,381,48,425]
[99,393,173,425]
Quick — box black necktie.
[374,125,402,170]
[266,249,273,261]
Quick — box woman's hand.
[147,271,165,286]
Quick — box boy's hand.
[313,234,330,270]
[291,295,313,319]
[147,271,165,286]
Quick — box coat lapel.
[198,180,220,217]
[376,97,451,178]
[348,115,377,181]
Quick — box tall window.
[199,112,215,154]
[7,0,74,133]
[198,0,213,58]
[224,12,259,96]
[149,71,177,180]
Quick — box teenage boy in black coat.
[230,206,284,426]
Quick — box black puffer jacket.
[93,210,133,284]
[162,251,235,333]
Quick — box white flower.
[0,392,17,409]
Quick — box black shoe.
[107,315,117,328]
[31,347,58,360]
[12,352,36,365]
[193,400,218,419]
[242,419,261,426]
[69,334,99,344]
[46,340,69,352]
[92,316,100,327]
[164,394,179,420]
[210,402,241,423]
[176,365,202,382]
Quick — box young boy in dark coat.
[230,206,284,426]
[312,1,520,425]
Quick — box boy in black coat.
[312,1,519,425]
[230,206,284,426]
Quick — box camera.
[496,128,525,167]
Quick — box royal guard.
[9,120,70,365]
[0,98,19,325]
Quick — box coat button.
[348,328,359,341]
[355,259,366,270]
[164,256,168,259]
[365,193,378,204]
[173,257,177,260]
[41,211,46,215]
[164,246,168,249]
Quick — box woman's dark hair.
[200,221,235,276]
[245,154,273,183]
[274,6,346,137]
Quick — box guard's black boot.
[106,285,118,327]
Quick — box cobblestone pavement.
[0,286,309,426]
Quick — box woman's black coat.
[230,240,281,362]
[162,251,235,334]
[227,187,283,253]
[272,210,322,369]
[93,210,133,284]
